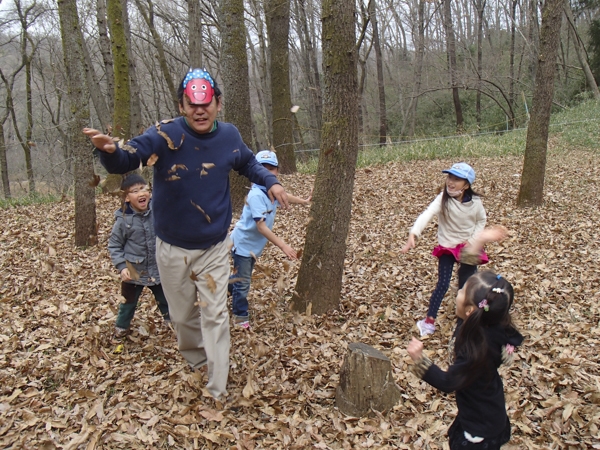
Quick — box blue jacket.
[108,200,160,286]
[99,118,279,249]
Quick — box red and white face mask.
[182,68,215,105]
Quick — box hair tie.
[478,299,489,311]
[492,287,504,294]
[496,274,502,280]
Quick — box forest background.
[1,0,600,198]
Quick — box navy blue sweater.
[99,118,279,249]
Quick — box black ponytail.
[452,271,515,388]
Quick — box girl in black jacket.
[407,271,524,449]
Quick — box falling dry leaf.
[121,143,137,154]
[125,261,140,280]
[169,164,188,173]
[276,274,286,294]
[147,154,159,166]
[165,175,181,181]
[190,270,199,281]
[190,200,211,223]
[89,174,101,187]
[205,274,217,294]
[202,163,215,170]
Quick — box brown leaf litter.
[0,149,599,448]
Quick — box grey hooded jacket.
[108,200,160,286]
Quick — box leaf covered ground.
[1,149,599,449]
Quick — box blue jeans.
[228,251,255,318]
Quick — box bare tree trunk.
[474,0,485,127]
[0,66,24,199]
[402,0,425,137]
[15,0,37,193]
[517,0,563,207]
[107,0,131,139]
[188,0,203,67]
[292,0,358,314]
[219,0,254,214]
[369,0,387,145]
[296,0,322,146]
[267,0,297,173]
[81,30,112,131]
[509,0,518,128]
[97,0,115,112]
[563,0,600,99]
[443,0,464,131]
[134,0,179,114]
[0,115,10,198]
[57,0,97,246]
[248,0,273,144]
[123,0,144,134]
[528,0,540,83]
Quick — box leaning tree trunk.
[517,0,563,207]
[267,0,297,174]
[57,0,97,247]
[219,0,255,214]
[563,0,600,99]
[292,0,358,314]
[443,0,464,131]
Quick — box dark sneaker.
[114,327,129,339]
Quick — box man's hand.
[268,184,289,209]
[83,128,116,153]
[120,268,132,282]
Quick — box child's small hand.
[407,337,424,361]
[478,225,508,244]
[401,234,416,253]
[120,268,132,282]
[281,244,298,260]
[305,189,313,205]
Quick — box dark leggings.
[427,254,477,319]
[116,282,170,329]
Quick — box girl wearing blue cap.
[401,162,489,336]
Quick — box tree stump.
[335,343,401,417]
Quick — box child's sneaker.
[114,327,129,339]
[416,319,435,337]
[234,316,251,330]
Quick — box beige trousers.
[156,237,231,399]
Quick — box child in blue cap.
[229,150,312,329]
[402,162,489,336]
